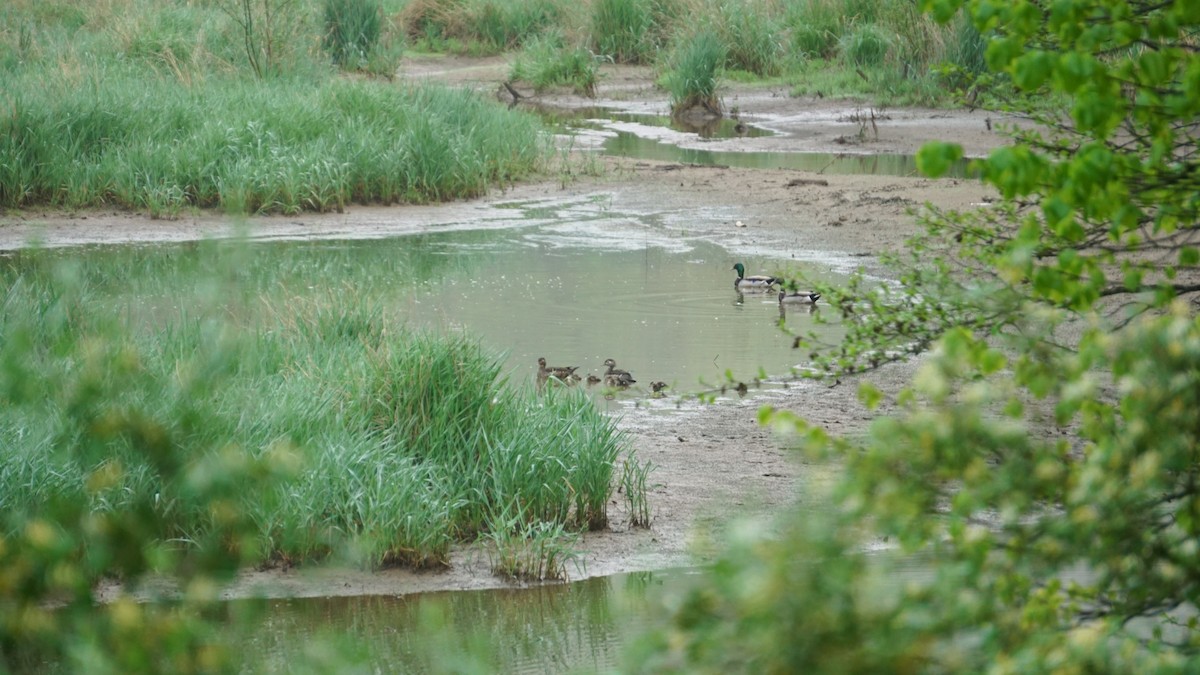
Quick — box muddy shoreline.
[3,55,1002,601]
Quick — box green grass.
[400,0,571,54]
[0,0,545,214]
[710,0,784,77]
[0,0,988,220]
[590,0,668,64]
[665,29,725,117]
[510,32,598,96]
[0,68,546,214]
[0,242,637,571]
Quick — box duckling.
[650,381,668,398]
[778,289,821,305]
[732,262,779,291]
[586,373,602,386]
[602,358,637,387]
[538,357,581,384]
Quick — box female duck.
[602,358,637,387]
[538,357,580,384]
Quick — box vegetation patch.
[510,32,598,96]
[0,72,545,214]
[664,28,725,118]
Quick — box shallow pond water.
[392,226,842,399]
[15,217,844,403]
[237,569,686,673]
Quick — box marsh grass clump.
[0,71,547,213]
[0,0,544,214]
[322,0,390,71]
[839,23,890,68]
[0,243,636,578]
[471,0,565,51]
[710,0,784,77]
[590,0,670,64]
[510,32,598,96]
[784,0,844,58]
[400,0,566,53]
[486,504,582,581]
[664,29,725,119]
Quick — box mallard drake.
[538,357,580,384]
[778,289,821,305]
[602,358,637,387]
[732,262,779,290]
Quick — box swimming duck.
[732,262,779,290]
[602,358,637,387]
[538,357,581,384]
[778,289,821,305]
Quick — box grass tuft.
[322,0,386,70]
[664,28,725,118]
[510,32,598,96]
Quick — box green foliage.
[485,502,581,581]
[839,23,890,68]
[474,0,564,50]
[710,0,783,77]
[322,0,383,69]
[510,32,598,96]
[590,0,668,64]
[0,256,297,672]
[0,70,546,213]
[784,0,844,58]
[0,242,640,667]
[213,0,310,78]
[664,29,725,117]
[620,452,654,528]
[400,0,566,53]
[637,0,1200,669]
